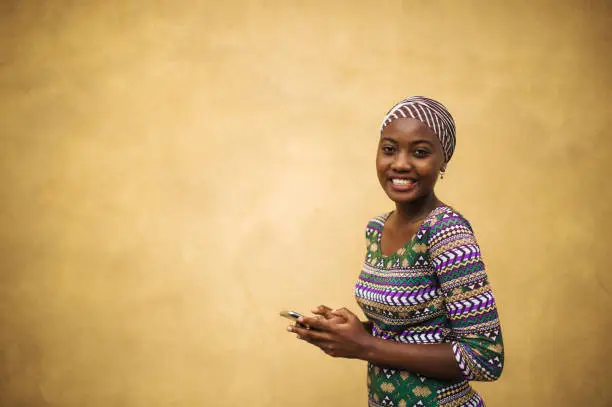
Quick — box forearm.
[360,336,463,381]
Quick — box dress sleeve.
[428,212,504,382]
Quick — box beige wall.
[1,1,611,406]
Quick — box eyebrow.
[412,140,434,146]
[381,137,434,146]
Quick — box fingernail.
[287,326,294,332]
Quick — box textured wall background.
[1,1,611,406]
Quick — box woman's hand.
[287,307,373,359]
[310,305,338,320]
[312,304,372,333]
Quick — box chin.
[385,191,421,204]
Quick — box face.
[376,118,446,204]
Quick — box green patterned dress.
[354,206,504,407]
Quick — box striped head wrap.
[381,96,456,162]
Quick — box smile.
[392,178,414,186]
[390,178,416,191]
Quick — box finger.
[321,343,340,357]
[312,305,332,313]
[311,305,334,318]
[289,324,331,342]
[288,325,312,342]
[299,315,329,331]
[331,307,356,321]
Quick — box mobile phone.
[280,310,303,322]
[280,310,308,328]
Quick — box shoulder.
[424,205,478,247]
[425,205,474,232]
[364,212,391,236]
[425,207,484,267]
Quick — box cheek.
[375,163,388,184]
[415,160,440,179]
[375,155,386,173]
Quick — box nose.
[391,151,412,172]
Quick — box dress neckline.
[377,205,449,259]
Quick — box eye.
[413,148,431,158]
[381,144,395,155]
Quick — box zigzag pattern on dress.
[355,284,443,307]
[356,205,504,407]
[359,304,447,327]
[437,270,488,291]
[452,320,501,335]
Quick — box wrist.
[357,332,378,361]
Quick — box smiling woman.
[288,96,504,407]
[376,118,445,213]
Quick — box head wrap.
[380,96,456,162]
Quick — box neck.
[393,193,442,225]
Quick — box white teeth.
[392,179,414,185]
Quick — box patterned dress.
[355,206,504,407]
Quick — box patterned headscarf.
[381,96,456,162]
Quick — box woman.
[287,96,504,407]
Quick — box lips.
[389,177,416,191]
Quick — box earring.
[440,169,446,180]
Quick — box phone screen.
[280,310,313,329]
[280,310,303,321]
